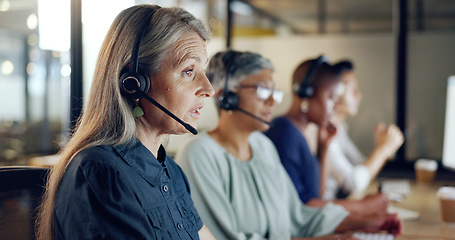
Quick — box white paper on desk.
[388,205,420,221]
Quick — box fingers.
[379,213,402,236]
[318,122,338,146]
[385,125,405,150]
[374,123,404,154]
[327,122,337,134]
[388,125,404,144]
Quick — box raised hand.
[374,123,404,158]
[318,121,338,149]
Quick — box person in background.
[323,60,404,200]
[36,5,215,239]
[176,50,401,240]
[264,57,400,221]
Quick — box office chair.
[0,166,50,240]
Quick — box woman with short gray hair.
[176,49,371,240]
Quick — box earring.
[133,99,144,117]
[300,99,309,113]
[227,110,233,115]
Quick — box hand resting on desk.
[363,212,401,237]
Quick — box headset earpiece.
[296,55,328,99]
[119,70,150,100]
[218,50,240,111]
[119,8,157,101]
[219,90,239,111]
[295,82,314,99]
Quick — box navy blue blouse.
[54,139,203,239]
[264,116,321,203]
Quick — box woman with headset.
[36,4,215,239]
[176,50,399,240]
[264,57,401,228]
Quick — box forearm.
[365,123,404,179]
[363,147,389,179]
[334,213,366,233]
[305,198,365,219]
[318,144,330,197]
[331,200,363,218]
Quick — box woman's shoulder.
[75,145,113,158]
[175,132,223,165]
[250,131,276,149]
[59,145,129,194]
[250,132,282,164]
[270,116,293,129]
[181,132,222,155]
[266,116,299,138]
[74,144,114,161]
[69,145,123,174]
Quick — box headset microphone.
[236,108,271,125]
[122,78,198,135]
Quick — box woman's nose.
[196,73,215,97]
[265,93,276,106]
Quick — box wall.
[168,32,455,161]
[406,32,455,160]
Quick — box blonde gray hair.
[36,4,210,239]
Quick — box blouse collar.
[113,138,168,187]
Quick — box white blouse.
[324,123,371,200]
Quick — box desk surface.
[359,179,455,240]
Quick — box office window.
[0,0,70,165]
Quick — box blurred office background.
[0,0,454,169]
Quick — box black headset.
[119,9,157,100]
[294,55,328,99]
[118,7,198,135]
[218,51,240,111]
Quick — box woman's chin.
[257,122,271,132]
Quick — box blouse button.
[177,223,183,230]
[162,185,168,192]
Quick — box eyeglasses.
[237,85,283,103]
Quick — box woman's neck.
[285,102,309,132]
[332,112,347,126]
[209,116,252,161]
[136,123,167,158]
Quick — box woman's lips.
[261,112,273,121]
[190,105,204,119]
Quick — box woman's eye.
[183,69,194,77]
